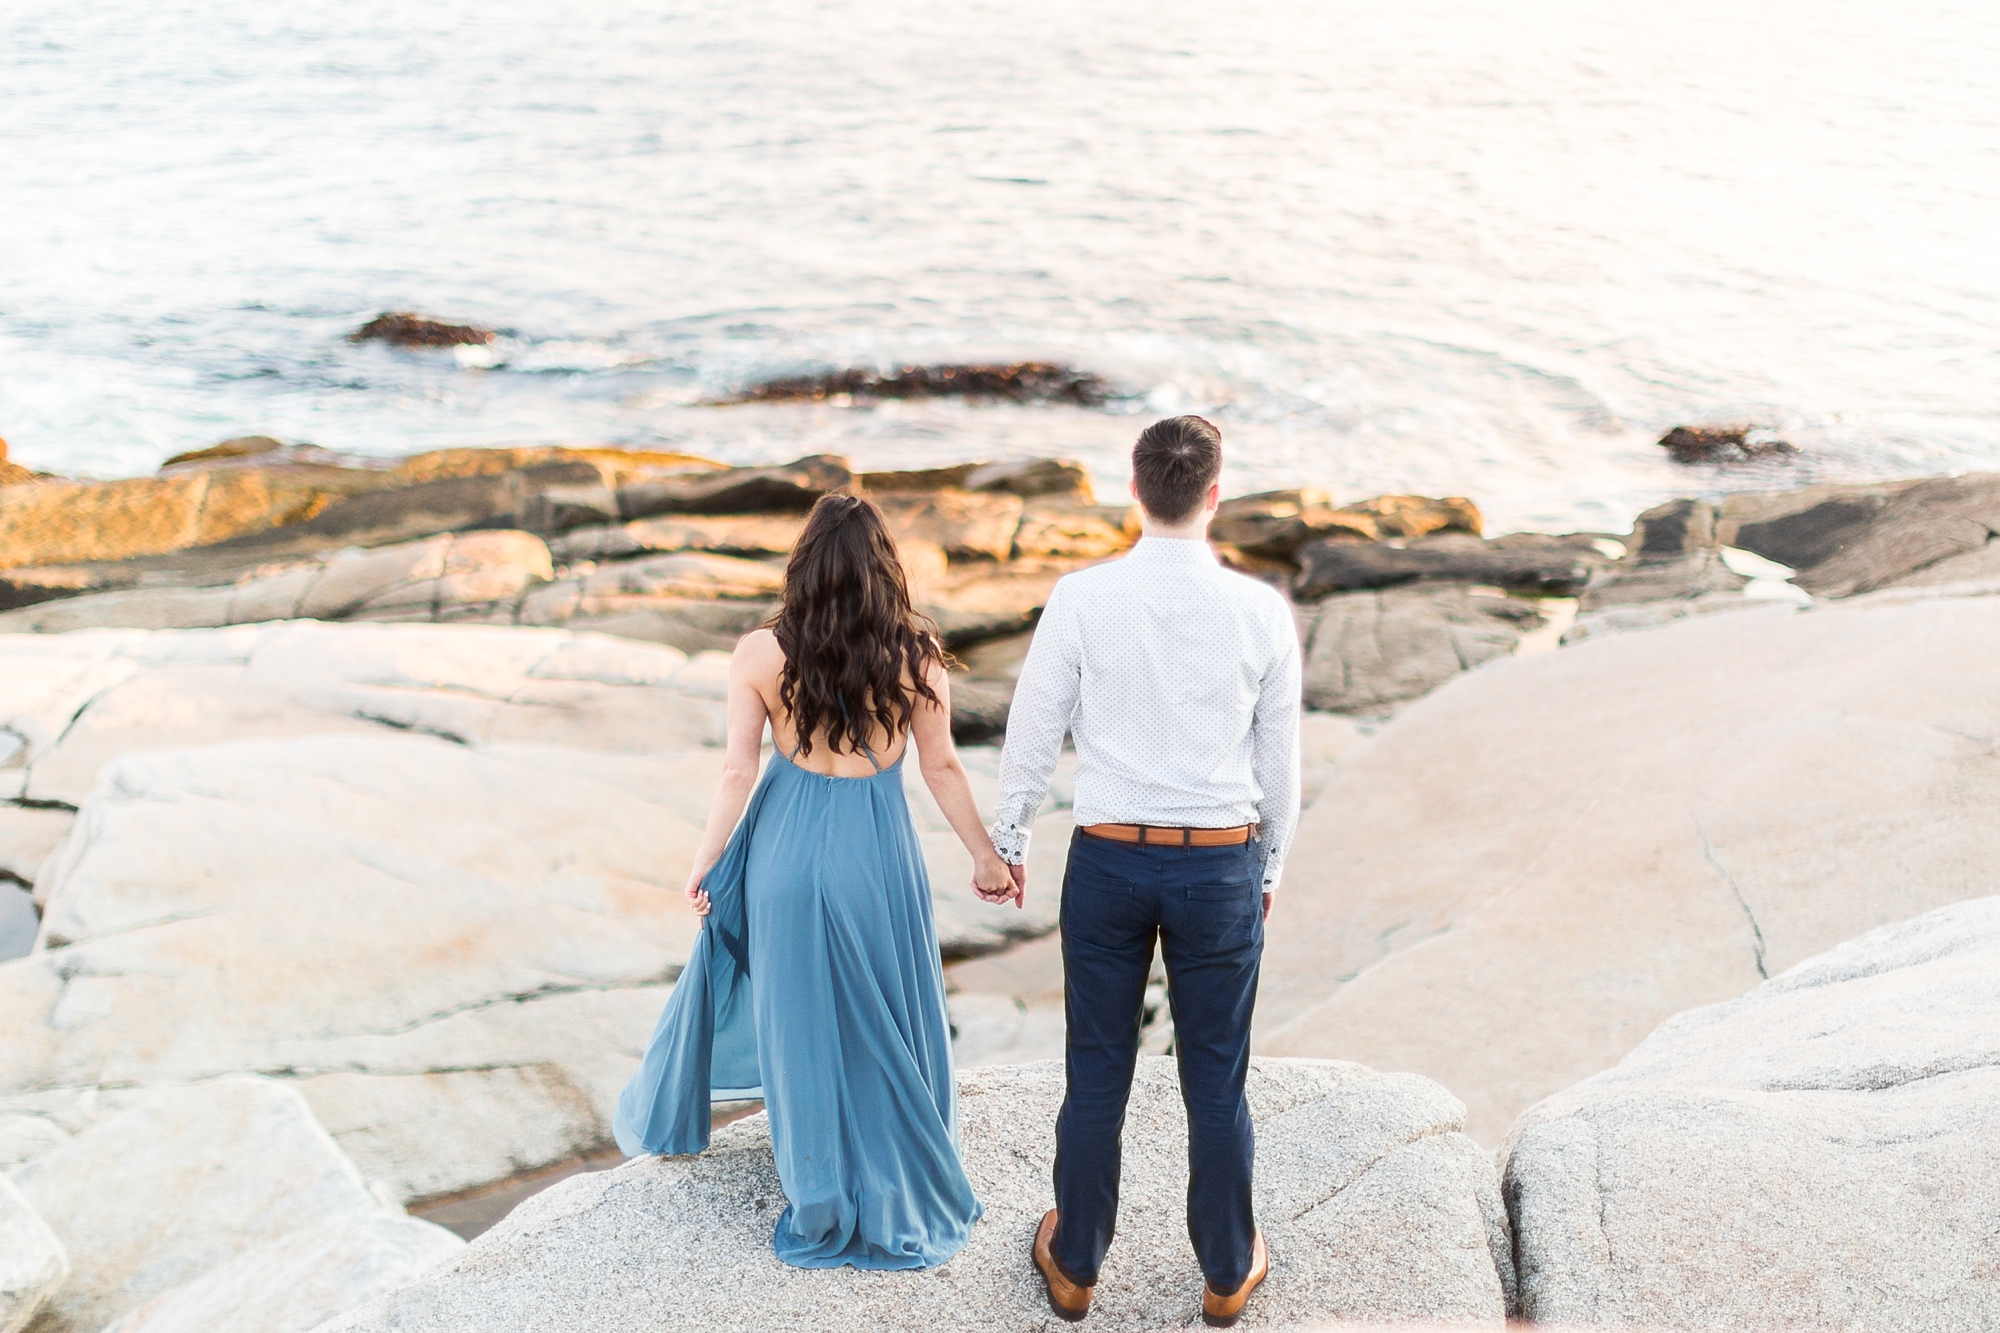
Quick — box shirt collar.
[1128,535,1221,566]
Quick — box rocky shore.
[4,442,1999,1330]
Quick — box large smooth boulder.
[0,1175,67,1333]
[10,1078,412,1333]
[0,625,1066,1201]
[1257,593,2000,1142]
[1299,586,1544,714]
[7,734,704,1201]
[103,1213,462,1333]
[0,622,724,806]
[1504,897,2000,1330]
[0,532,556,635]
[321,1059,1514,1333]
[0,806,71,900]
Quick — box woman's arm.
[684,631,778,917]
[912,659,1022,908]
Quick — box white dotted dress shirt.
[991,536,1303,893]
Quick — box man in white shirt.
[984,416,1301,1327]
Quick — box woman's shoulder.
[735,626,780,654]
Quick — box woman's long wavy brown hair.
[771,494,947,758]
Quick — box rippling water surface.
[2,0,1996,530]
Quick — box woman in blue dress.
[615,493,1020,1270]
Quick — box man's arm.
[990,583,1083,876]
[1250,602,1303,910]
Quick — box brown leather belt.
[1080,823,1253,847]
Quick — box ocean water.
[1,0,1995,533]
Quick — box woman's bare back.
[738,628,914,777]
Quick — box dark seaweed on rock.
[730,363,1109,407]
[1658,425,1797,465]
[350,312,497,348]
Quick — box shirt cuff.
[1259,855,1285,895]
[990,821,1030,866]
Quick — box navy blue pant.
[1051,828,1263,1292]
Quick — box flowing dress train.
[613,740,982,1270]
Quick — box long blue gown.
[613,740,983,1270]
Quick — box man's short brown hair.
[1131,416,1223,524]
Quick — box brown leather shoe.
[1033,1209,1093,1322]
[1201,1230,1269,1328]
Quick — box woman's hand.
[973,854,1023,909]
[685,868,712,918]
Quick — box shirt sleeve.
[990,581,1083,864]
[1250,600,1303,893]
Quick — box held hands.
[973,855,1024,909]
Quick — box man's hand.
[1262,892,1273,922]
[1009,862,1027,909]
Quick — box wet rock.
[160,435,285,469]
[1257,592,2000,1142]
[615,454,852,520]
[0,465,388,569]
[320,1059,1512,1333]
[947,676,1014,744]
[1504,897,2000,1330]
[1577,499,1747,611]
[1719,473,2000,598]
[965,457,1095,499]
[228,461,604,555]
[1215,491,1482,561]
[103,1212,463,1333]
[914,558,1087,647]
[1295,536,1595,600]
[0,1174,67,1333]
[0,450,727,608]
[387,446,725,491]
[10,1079,408,1333]
[863,457,1093,501]
[1010,498,1136,560]
[877,490,1025,562]
[732,362,1108,406]
[1300,587,1543,715]
[1657,424,1796,464]
[349,312,496,347]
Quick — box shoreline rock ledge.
[1503,896,2000,1331]
[321,1058,1515,1333]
